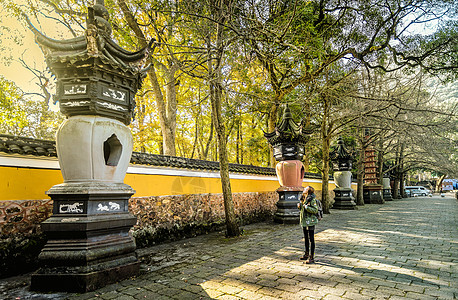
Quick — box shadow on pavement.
[2,196,456,299]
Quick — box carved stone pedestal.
[332,170,356,210]
[31,183,139,293]
[363,184,384,204]
[274,186,304,224]
[333,188,357,209]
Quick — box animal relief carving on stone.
[59,202,84,213]
[97,203,109,211]
[109,202,121,210]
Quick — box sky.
[0,14,44,92]
[0,1,75,96]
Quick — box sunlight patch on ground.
[341,226,453,242]
[318,228,385,248]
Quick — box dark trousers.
[302,226,315,257]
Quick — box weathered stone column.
[27,0,154,292]
[330,138,356,209]
[265,106,310,223]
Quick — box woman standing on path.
[298,186,318,264]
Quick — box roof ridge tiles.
[0,135,275,175]
[0,134,338,177]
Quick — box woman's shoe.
[300,252,309,260]
[305,255,315,264]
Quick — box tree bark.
[236,119,241,164]
[377,138,384,185]
[400,172,407,198]
[207,3,240,237]
[117,0,177,156]
[393,142,401,199]
[321,135,331,213]
[393,178,399,199]
[321,96,331,213]
[399,143,407,198]
[202,121,213,160]
[302,104,311,172]
[239,121,244,164]
[436,174,447,193]
[268,102,279,167]
[162,67,178,156]
[356,131,365,206]
[190,109,199,159]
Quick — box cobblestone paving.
[3,195,457,299]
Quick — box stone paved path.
[3,194,457,299]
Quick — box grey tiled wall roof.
[0,134,57,157]
[130,152,277,175]
[0,134,325,178]
[0,134,283,176]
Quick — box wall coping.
[0,134,323,178]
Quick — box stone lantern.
[382,168,393,201]
[330,137,356,209]
[264,105,310,223]
[27,0,154,292]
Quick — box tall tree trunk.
[118,0,177,156]
[377,138,384,185]
[159,129,164,155]
[162,67,178,156]
[302,104,311,172]
[321,96,331,213]
[393,142,401,199]
[399,143,406,198]
[202,121,213,160]
[436,174,447,193]
[190,108,199,159]
[321,135,331,213]
[356,129,365,205]
[400,172,407,198]
[393,178,399,199]
[239,121,244,164]
[268,102,279,167]
[236,119,240,164]
[207,5,240,237]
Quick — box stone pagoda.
[265,105,310,223]
[330,137,356,209]
[27,0,154,292]
[363,133,383,204]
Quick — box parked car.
[405,186,432,197]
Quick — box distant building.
[442,179,456,191]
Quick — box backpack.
[315,198,323,220]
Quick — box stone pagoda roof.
[25,0,154,76]
[264,105,310,147]
[330,137,353,162]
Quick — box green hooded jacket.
[299,193,318,227]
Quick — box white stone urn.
[382,177,391,189]
[334,171,352,189]
[56,115,133,183]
